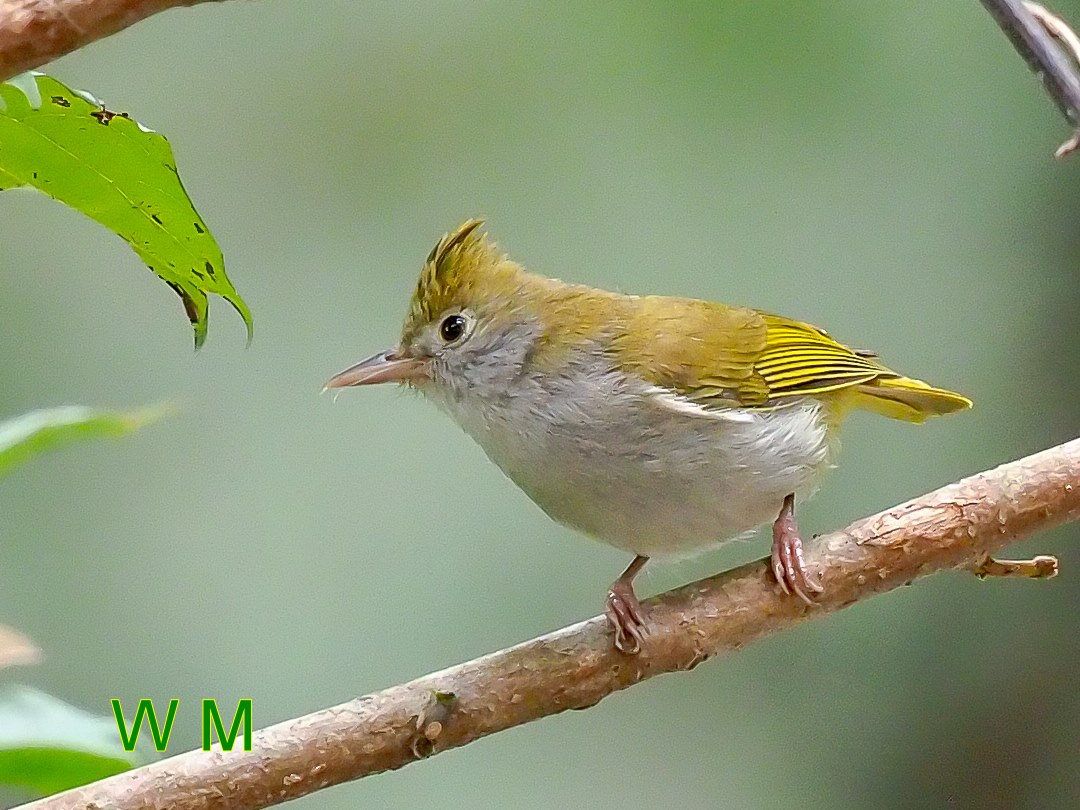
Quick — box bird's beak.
[324,349,429,389]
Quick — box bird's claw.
[771,496,823,605]
[605,581,647,654]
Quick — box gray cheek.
[427,350,513,403]
[441,323,542,399]
[426,358,470,402]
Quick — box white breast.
[425,365,835,557]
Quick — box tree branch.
[981,0,1080,156]
[0,3,1074,805]
[18,438,1080,810]
[0,0,227,83]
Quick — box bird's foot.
[604,555,649,654]
[605,580,646,654]
[771,493,823,605]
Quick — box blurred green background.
[2,1,1079,807]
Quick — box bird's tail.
[851,375,972,423]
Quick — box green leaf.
[0,405,163,477]
[0,685,144,796]
[0,72,252,347]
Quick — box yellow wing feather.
[754,313,970,421]
[621,303,970,423]
[755,314,881,396]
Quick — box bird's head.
[325,220,548,402]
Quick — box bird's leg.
[770,493,823,605]
[605,555,649,654]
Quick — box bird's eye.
[439,314,468,343]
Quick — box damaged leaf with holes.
[0,72,251,347]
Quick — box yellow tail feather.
[852,376,972,423]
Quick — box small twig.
[19,438,1080,810]
[974,553,1059,578]
[981,0,1080,157]
[1025,2,1080,155]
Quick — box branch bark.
[0,0,226,82]
[19,437,1080,810]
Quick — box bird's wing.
[615,300,887,410]
[749,313,884,400]
[613,298,770,405]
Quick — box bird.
[326,219,971,653]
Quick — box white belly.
[427,375,835,557]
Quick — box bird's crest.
[408,219,500,325]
